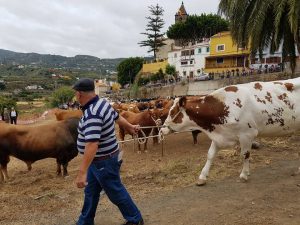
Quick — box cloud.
[0,0,219,58]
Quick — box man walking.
[10,107,18,124]
[73,78,144,225]
[3,108,10,123]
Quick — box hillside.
[0,49,124,74]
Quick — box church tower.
[175,2,188,23]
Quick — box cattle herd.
[0,77,299,186]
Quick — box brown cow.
[136,102,149,111]
[0,118,79,182]
[112,103,140,113]
[54,109,82,121]
[119,110,160,152]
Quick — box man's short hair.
[72,78,95,92]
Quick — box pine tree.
[139,4,166,60]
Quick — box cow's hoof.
[251,141,260,149]
[239,174,248,182]
[196,179,206,186]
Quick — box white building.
[156,39,175,61]
[250,44,299,71]
[94,79,110,96]
[168,41,210,78]
[25,85,43,90]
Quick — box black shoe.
[122,218,144,225]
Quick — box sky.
[0,0,220,59]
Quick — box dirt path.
[1,128,299,225]
[95,160,300,225]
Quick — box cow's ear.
[179,96,187,108]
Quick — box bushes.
[50,86,75,107]
[138,77,150,86]
[0,96,16,112]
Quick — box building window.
[190,60,193,64]
[217,44,225,52]
[206,47,210,52]
[174,53,177,58]
[216,58,224,64]
[181,50,189,56]
[181,61,188,65]
[266,57,281,63]
[198,48,202,54]
[190,50,195,55]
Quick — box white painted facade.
[250,44,299,71]
[168,41,210,78]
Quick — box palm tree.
[218,0,300,73]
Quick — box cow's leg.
[0,155,10,182]
[25,161,32,171]
[0,166,4,183]
[56,159,62,176]
[144,129,152,153]
[119,128,126,148]
[251,141,260,149]
[239,136,253,181]
[62,162,69,177]
[152,128,158,145]
[137,143,142,154]
[192,130,201,144]
[137,131,144,154]
[198,141,218,186]
[0,164,9,182]
[144,139,148,153]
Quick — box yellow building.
[205,31,250,74]
[141,59,168,76]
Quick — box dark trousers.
[10,117,17,124]
[77,153,142,225]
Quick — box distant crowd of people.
[1,107,18,124]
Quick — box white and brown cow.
[161,77,300,185]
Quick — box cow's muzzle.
[160,126,171,135]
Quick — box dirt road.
[95,160,300,225]
[1,130,299,225]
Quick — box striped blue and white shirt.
[77,95,119,157]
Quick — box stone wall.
[137,72,299,98]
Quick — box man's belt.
[93,150,119,161]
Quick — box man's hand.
[128,124,140,135]
[116,115,141,135]
[75,170,88,188]
[75,142,98,188]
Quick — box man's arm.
[75,141,98,188]
[116,115,140,135]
